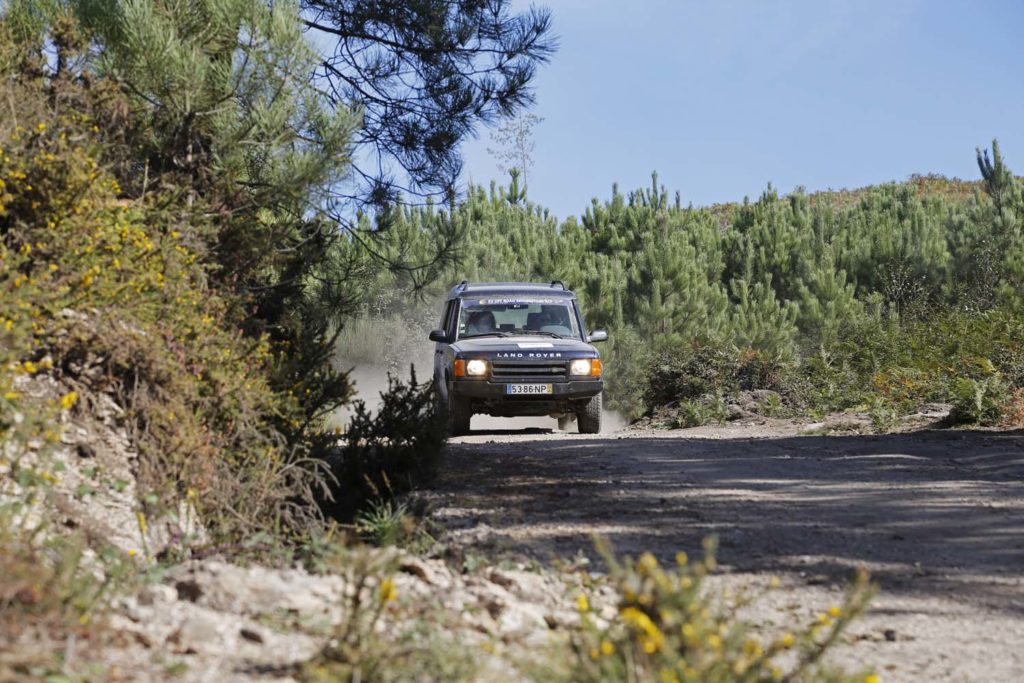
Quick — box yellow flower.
[379,577,397,603]
[658,667,679,683]
[4,391,19,400]
[128,549,136,557]
[621,607,665,652]
[637,552,659,574]
[675,551,688,566]
[36,122,46,133]
[707,633,722,649]
[828,605,842,618]
[576,592,589,612]
[59,391,78,410]
[600,639,614,656]
[862,675,880,683]
[136,511,148,535]
[816,612,832,626]
[769,576,781,588]
[779,633,795,649]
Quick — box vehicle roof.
[446,281,576,301]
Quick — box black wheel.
[557,415,574,431]
[577,393,602,434]
[447,391,472,436]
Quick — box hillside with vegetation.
[347,162,1024,429]
[2,1,1021,681]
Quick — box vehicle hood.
[451,335,597,358]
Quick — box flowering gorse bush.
[569,539,876,683]
[0,51,319,544]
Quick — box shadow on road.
[433,428,1024,613]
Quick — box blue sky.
[459,0,1024,220]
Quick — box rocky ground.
[424,415,1024,682]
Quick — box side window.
[442,300,458,337]
[576,304,590,341]
[439,301,453,330]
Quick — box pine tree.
[302,0,555,207]
[488,113,544,184]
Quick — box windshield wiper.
[460,331,509,339]
[506,329,565,338]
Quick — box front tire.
[447,392,472,436]
[577,393,602,434]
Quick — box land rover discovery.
[429,281,608,435]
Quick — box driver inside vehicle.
[466,310,497,335]
[526,310,554,330]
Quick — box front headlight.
[569,359,592,376]
[465,359,489,377]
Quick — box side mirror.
[428,329,449,343]
[588,329,608,343]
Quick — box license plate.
[506,383,553,395]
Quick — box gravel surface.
[428,421,1024,682]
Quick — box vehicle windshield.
[458,297,581,340]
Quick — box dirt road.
[428,421,1024,682]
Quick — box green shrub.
[949,367,1009,426]
[645,343,793,417]
[354,499,434,551]
[672,398,730,429]
[319,368,446,519]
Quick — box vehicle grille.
[490,360,567,381]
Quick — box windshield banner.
[467,298,565,306]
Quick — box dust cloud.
[601,409,628,433]
[326,365,399,430]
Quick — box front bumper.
[451,379,603,416]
